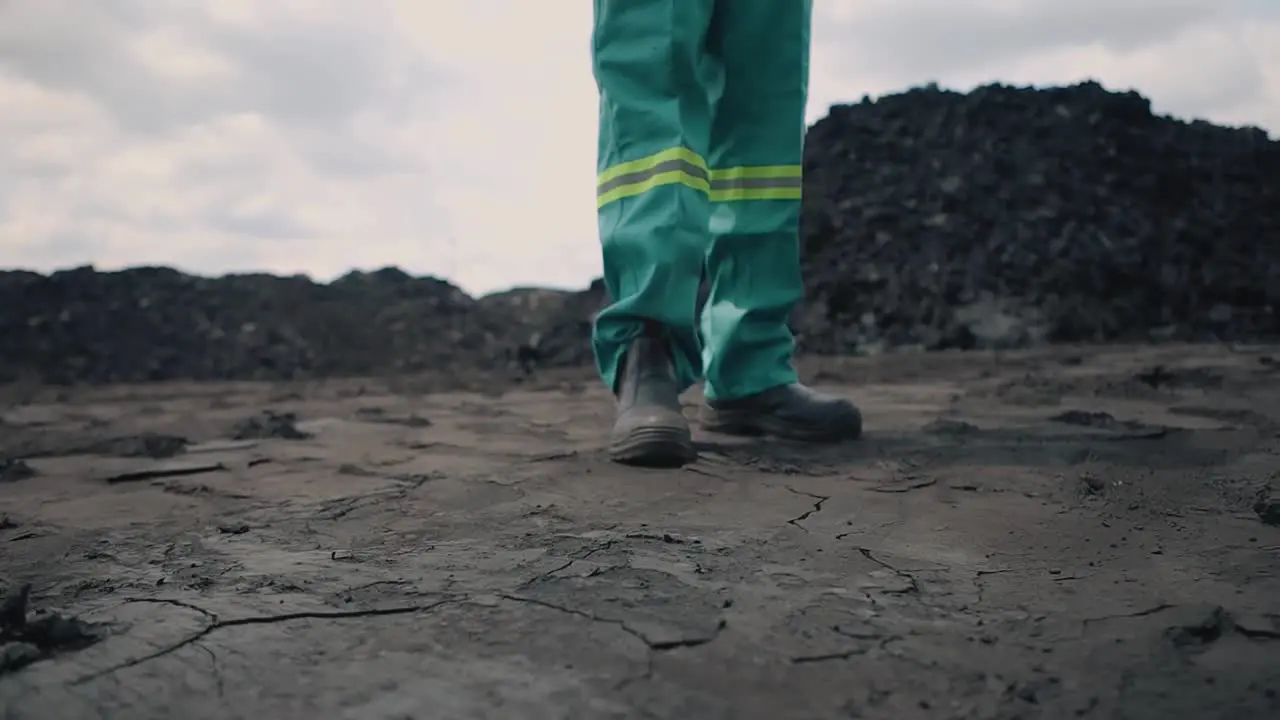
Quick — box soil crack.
[791,632,901,664]
[70,595,463,685]
[858,548,921,594]
[497,593,724,652]
[193,642,226,698]
[497,593,725,690]
[785,486,830,532]
[1081,603,1175,627]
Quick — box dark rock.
[87,433,189,459]
[0,642,42,674]
[797,81,1278,355]
[921,419,979,435]
[1050,410,1119,428]
[0,457,36,483]
[1081,473,1107,495]
[1254,489,1280,526]
[0,266,513,384]
[230,411,312,441]
[0,584,30,628]
[0,583,100,675]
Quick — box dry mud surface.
[2,345,1279,720]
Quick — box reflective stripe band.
[598,157,710,194]
[597,147,708,185]
[597,158,708,196]
[597,147,710,208]
[597,169,710,207]
[711,186,802,202]
[708,164,802,182]
[709,165,802,202]
[597,154,802,207]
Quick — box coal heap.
[528,81,1280,366]
[796,81,1279,353]
[2,81,1278,385]
[0,266,512,384]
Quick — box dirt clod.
[1254,490,1280,526]
[89,433,189,459]
[0,457,36,483]
[0,584,99,675]
[230,411,311,441]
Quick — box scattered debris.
[1135,366,1177,389]
[231,411,312,441]
[1049,410,1168,438]
[1253,489,1280,526]
[870,476,938,494]
[337,463,377,477]
[87,433,189,459]
[185,439,260,455]
[1162,605,1280,649]
[921,419,980,436]
[159,482,252,499]
[104,460,226,485]
[1051,410,1121,428]
[0,584,100,675]
[0,456,36,483]
[1081,473,1108,495]
[355,411,432,429]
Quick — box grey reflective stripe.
[597,158,708,195]
[710,176,803,190]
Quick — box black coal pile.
[523,82,1280,367]
[519,277,713,369]
[492,280,609,370]
[0,266,514,384]
[3,82,1278,385]
[797,81,1280,353]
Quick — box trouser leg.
[699,0,811,401]
[590,0,717,395]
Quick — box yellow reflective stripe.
[709,164,803,202]
[597,169,710,208]
[596,156,803,207]
[708,164,802,182]
[710,186,802,202]
[597,147,709,186]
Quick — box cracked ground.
[1,344,1279,720]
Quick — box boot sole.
[609,426,697,467]
[701,409,862,443]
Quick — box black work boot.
[609,332,697,467]
[699,383,862,442]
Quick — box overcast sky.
[1,0,1276,296]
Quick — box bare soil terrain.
[2,344,1278,720]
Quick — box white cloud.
[0,0,1276,295]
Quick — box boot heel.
[699,409,765,437]
[609,425,696,467]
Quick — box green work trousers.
[591,0,811,401]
